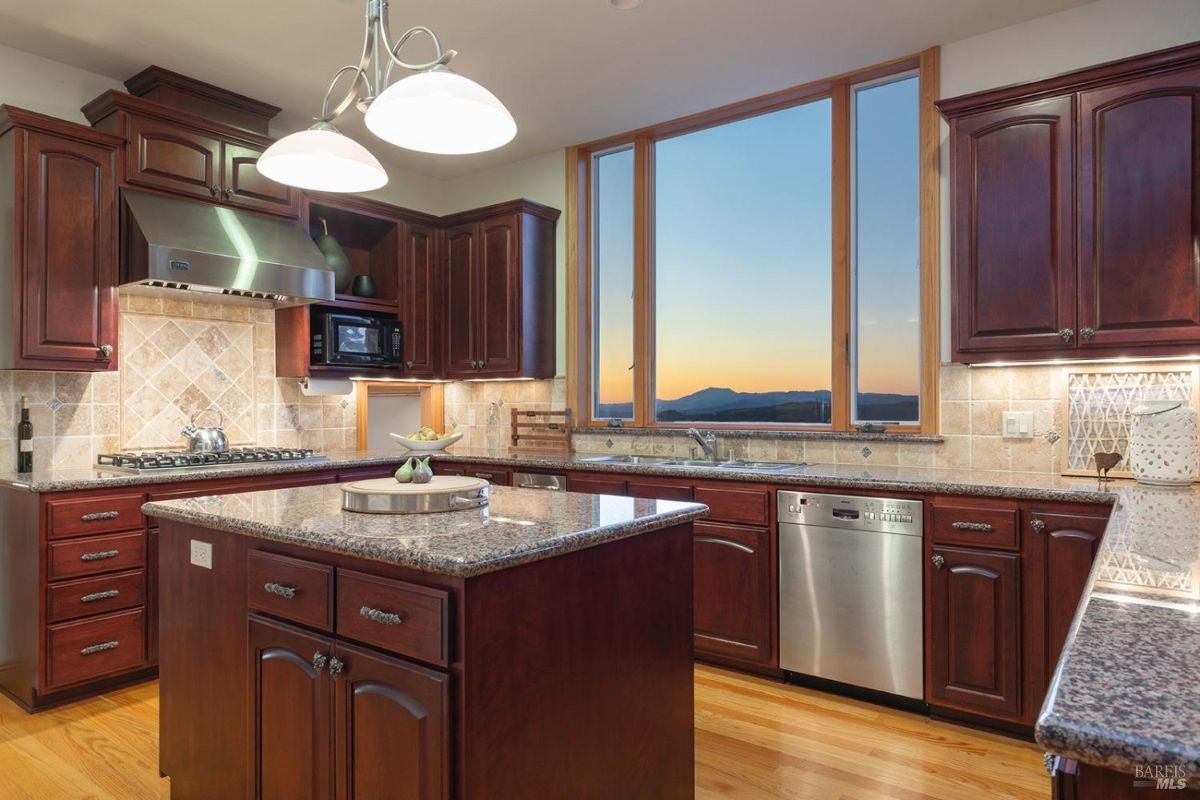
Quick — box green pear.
[394,457,415,483]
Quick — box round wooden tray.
[341,476,490,514]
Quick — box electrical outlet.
[190,539,213,570]
[1002,411,1035,439]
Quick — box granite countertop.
[0,445,1123,505]
[1036,483,1200,783]
[142,483,708,578]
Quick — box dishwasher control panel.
[778,491,923,536]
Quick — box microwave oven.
[310,310,403,368]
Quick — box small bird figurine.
[1094,452,1122,482]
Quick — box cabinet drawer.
[46,608,145,688]
[628,480,694,502]
[336,570,450,666]
[930,502,1018,549]
[695,485,770,526]
[47,569,145,623]
[48,531,146,580]
[247,550,333,631]
[47,494,146,539]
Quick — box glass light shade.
[364,68,517,155]
[257,124,388,192]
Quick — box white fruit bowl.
[389,432,464,452]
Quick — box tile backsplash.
[1,294,358,471]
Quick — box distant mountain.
[597,386,918,424]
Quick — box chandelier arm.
[317,1,378,122]
[377,4,455,73]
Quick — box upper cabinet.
[0,107,122,371]
[940,42,1200,363]
[83,67,299,219]
[441,201,558,380]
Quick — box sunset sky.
[592,75,919,413]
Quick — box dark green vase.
[314,218,353,294]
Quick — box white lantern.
[1128,401,1199,486]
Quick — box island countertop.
[142,482,709,577]
[1036,483,1200,782]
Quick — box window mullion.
[831,83,852,432]
[633,135,654,428]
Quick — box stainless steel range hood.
[121,189,335,307]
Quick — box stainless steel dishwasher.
[778,490,924,702]
[513,472,567,491]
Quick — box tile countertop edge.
[140,496,711,578]
[1034,487,1200,780]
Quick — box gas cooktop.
[96,447,330,473]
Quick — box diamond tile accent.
[46,398,62,411]
[860,446,872,459]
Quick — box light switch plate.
[190,539,213,570]
[467,409,477,426]
[1002,411,1035,439]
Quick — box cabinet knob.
[210,185,221,198]
[1080,327,1095,342]
[1058,328,1075,342]
[1031,518,1046,534]
[99,343,113,359]
[405,360,414,369]
[328,656,345,679]
[931,554,945,569]
[224,188,236,201]
[312,652,328,673]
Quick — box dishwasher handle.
[831,509,860,521]
[514,473,566,491]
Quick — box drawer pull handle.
[329,655,345,679]
[80,640,119,656]
[360,606,403,626]
[474,472,494,480]
[951,522,994,532]
[80,589,120,603]
[264,582,297,599]
[81,511,120,522]
[80,549,119,562]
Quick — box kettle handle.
[191,406,225,430]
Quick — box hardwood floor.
[0,665,1046,799]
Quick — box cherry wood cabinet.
[928,545,1021,717]
[400,221,440,377]
[0,107,122,371]
[1077,65,1200,350]
[441,200,558,379]
[84,90,299,219]
[693,521,772,665]
[940,42,1200,362]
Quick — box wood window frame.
[355,381,446,449]
[567,47,940,434]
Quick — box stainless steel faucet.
[687,428,718,462]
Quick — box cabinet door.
[400,222,440,377]
[1035,511,1106,670]
[475,214,521,376]
[333,641,450,800]
[1078,66,1200,349]
[222,142,299,217]
[442,223,477,377]
[951,96,1076,358]
[249,616,334,800]
[126,115,221,201]
[693,522,772,665]
[21,131,118,368]
[928,546,1020,718]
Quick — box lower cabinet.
[927,546,1021,717]
[692,522,772,665]
[250,615,449,800]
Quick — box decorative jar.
[1128,400,1198,486]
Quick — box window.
[654,100,833,423]
[573,52,936,432]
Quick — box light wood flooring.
[0,665,1046,799]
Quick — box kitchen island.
[144,482,707,800]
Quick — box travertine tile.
[940,401,970,435]
[970,400,1008,436]
[970,368,1010,401]
[971,436,1011,471]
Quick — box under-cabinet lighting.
[348,376,452,383]
[968,355,1200,368]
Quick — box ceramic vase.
[412,457,433,484]
[1129,400,1199,486]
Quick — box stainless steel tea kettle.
[181,407,229,454]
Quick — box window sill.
[571,427,943,444]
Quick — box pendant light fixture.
[258,0,517,192]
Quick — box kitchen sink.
[579,455,809,473]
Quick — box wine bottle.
[17,395,32,472]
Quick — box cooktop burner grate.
[96,447,329,472]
